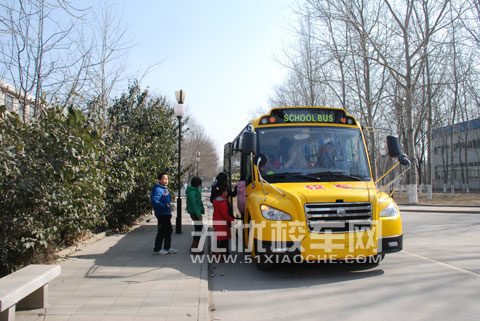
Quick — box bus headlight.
[380,203,399,217]
[260,205,292,221]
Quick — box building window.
[5,95,13,111]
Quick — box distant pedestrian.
[151,172,177,255]
[186,176,205,254]
[213,186,234,262]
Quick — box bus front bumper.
[378,235,403,253]
[253,233,402,261]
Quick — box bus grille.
[305,202,372,233]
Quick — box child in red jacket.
[213,186,234,261]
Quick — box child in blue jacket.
[151,172,177,255]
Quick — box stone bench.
[0,264,61,321]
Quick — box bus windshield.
[256,126,371,182]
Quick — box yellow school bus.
[224,107,409,269]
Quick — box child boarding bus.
[224,106,410,269]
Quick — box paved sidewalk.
[16,208,209,321]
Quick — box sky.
[114,0,298,157]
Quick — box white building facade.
[432,117,480,191]
[0,80,36,122]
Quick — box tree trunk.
[406,83,418,204]
[426,53,433,199]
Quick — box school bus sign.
[259,107,357,125]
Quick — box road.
[208,210,480,321]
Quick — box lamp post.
[174,90,186,234]
[196,152,200,177]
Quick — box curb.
[55,231,107,258]
[398,206,480,214]
[397,204,480,208]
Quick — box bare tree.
[274,9,328,107]
[87,2,131,118]
[308,2,350,109]
[355,0,450,203]
[182,118,220,183]
[459,0,480,46]
[449,3,461,196]
[56,1,132,117]
[0,0,79,117]
[424,46,434,198]
[0,1,131,118]
[317,0,390,180]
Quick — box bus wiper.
[264,172,321,182]
[310,171,364,181]
[256,158,285,198]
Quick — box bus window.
[231,150,241,184]
[257,126,371,182]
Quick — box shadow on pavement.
[65,221,202,281]
[208,250,385,292]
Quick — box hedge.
[0,82,180,276]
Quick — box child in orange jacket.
[213,186,234,261]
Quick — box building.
[432,117,480,190]
[0,80,36,122]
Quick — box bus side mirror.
[387,135,410,166]
[387,136,401,157]
[242,131,257,155]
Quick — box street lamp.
[196,152,200,177]
[174,90,186,234]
